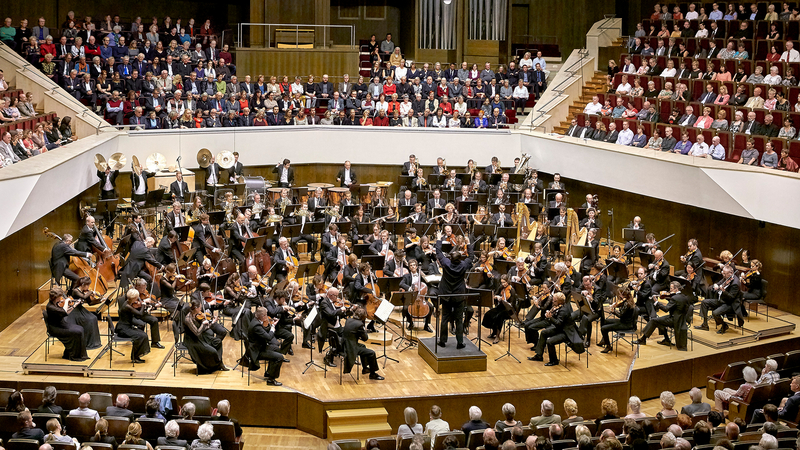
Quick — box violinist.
[632,267,655,319]
[533,225,549,258]
[318,287,348,367]
[263,289,295,357]
[579,208,602,230]
[340,254,359,299]
[529,292,585,366]
[75,300,109,362]
[191,213,221,265]
[156,230,179,266]
[484,275,518,344]
[640,232,658,255]
[524,242,548,287]
[472,250,498,291]
[523,281,553,343]
[697,265,742,333]
[117,289,153,363]
[404,227,423,262]
[716,250,736,271]
[197,258,219,283]
[247,306,285,386]
[161,263,187,341]
[164,202,186,234]
[325,236,351,283]
[488,237,512,261]
[240,265,267,306]
[343,305,385,380]
[46,287,89,361]
[290,202,319,261]
[677,239,703,277]
[408,203,427,223]
[301,275,328,348]
[222,274,247,317]
[740,250,752,266]
[417,236,438,275]
[399,259,434,332]
[369,229,396,261]
[384,249,408,278]
[190,283,229,340]
[353,263,379,333]
[648,249,671,294]
[634,281,690,350]
[683,263,706,302]
[508,258,528,284]
[623,216,645,253]
[604,245,628,284]
[132,278,164,348]
[741,260,764,305]
[119,233,163,288]
[577,275,608,349]
[184,299,227,374]
[551,262,573,294]
[599,288,637,353]
[49,233,92,291]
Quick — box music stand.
[356,223,374,237]
[638,252,655,268]
[373,206,388,218]
[465,289,492,349]
[280,224,301,240]
[623,228,646,245]
[207,210,226,226]
[376,276,403,296]
[398,205,413,218]
[517,238,535,255]
[334,221,352,234]
[172,225,190,242]
[547,207,562,221]
[473,224,497,240]
[570,244,596,266]
[385,221,407,238]
[549,225,567,256]
[456,173,472,185]
[487,173,502,185]
[389,291,416,352]
[494,259,514,277]
[361,254,386,272]
[496,227,517,245]
[295,261,321,290]
[507,173,525,185]
[371,296,399,367]
[525,202,542,217]
[342,204,359,218]
[144,188,166,208]
[352,243,371,258]
[457,201,478,215]
[243,236,267,259]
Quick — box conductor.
[434,230,475,349]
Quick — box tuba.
[494,160,503,174]
[514,153,532,174]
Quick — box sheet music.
[375,298,394,322]
[304,306,318,329]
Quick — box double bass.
[43,227,109,296]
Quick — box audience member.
[69,393,100,421]
[530,400,561,427]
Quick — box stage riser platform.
[418,337,488,374]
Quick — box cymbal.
[217,150,235,169]
[197,148,213,168]
[94,154,107,172]
[132,155,141,173]
[108,152,126,171]
[146,152,167,172]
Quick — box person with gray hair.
[529,400,562,427]
[667,424,683,437]
[761,421,778,437]
[495,403,521,433]
[577,435,593,450]
[396,407,423,447]
[461,406,489,435]
[158,420,189,450]
[714,366,758,411]
[660,432,677,449]
[675,438,691,450]
[681,387,711,415]
[181,402,196,420]
[760,433,778,449]
[725,422,740,441]
[215,399,242,438]
[757,359,780,385]
[191,423,220,449]
[625,396,647,419]
[106,394,134,420]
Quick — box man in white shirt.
[708,136,726,160]
[424,405,451,443]
[689,135,710,157]
[583,96,602,115]
[70,393,100,421]
[780,41,800,62]
[615,121,634,146]
[685,3,699,20]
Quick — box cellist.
[353,262,379,333]
[399,259,434,332]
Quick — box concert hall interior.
[2,2,800,450]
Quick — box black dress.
[183,313,225,374]
[67,289,102,350]
[116,302,150,359]
[482,286,517,335]
[45,302,88,361]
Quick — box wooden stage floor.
[0,301,797,438]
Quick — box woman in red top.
[40,36,56,61]
[766,46,781,63]
[279,76,290,94]
[383,78,397,97]
[360,110,373,126]
[440,98,453,115]
[122,91,139,119]
[253,110,268,126]
[193,109,205,128]
[437,79,449,98]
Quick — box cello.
[409,272,430,319]
[363,268,383,320]
[43,227,109,296]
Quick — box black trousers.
[642,315,674,339]
[257,348,284,379]
[439,298,466,346]
[134,314,161,343]
[545,331,568,362]
[699,298,722,324]
[117,324,149,359]
[601,319,634,345]
[274,326,294,354]
[578,309,605,343]
[291,234,317,256]
[353,346,378,374]
[524,317,550,345]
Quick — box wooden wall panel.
[234,48,360,83]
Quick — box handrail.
[237,23,356,49]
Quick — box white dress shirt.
[615,128,634,146]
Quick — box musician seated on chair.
[488,237,512,261]
[343,305,385,380]
[577,274,607,349]
[190,283,229,340]
[289,202,320,262]
[369,229,396,260]
[483,275,519,344]
[579,208,601,230]
[635,281,690,349]
[399,259,434,332]
[383,249,408,277]
[548,193,565,209]
[263,289,295,357]
[524,242,548,287]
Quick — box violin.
[203,291,226,305]
[195,311,213,322]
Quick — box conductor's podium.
[418,337,487,374]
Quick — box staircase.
[327,407,392,441]
[552,71,607,134]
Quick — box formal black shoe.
[288,348,294,356]
[133,358,146,363]
[528,354,543,361]
[437,341,447,348]
[424,325,434,333]
[324,358,337,368]
[657,339,672,346]
[694,324,709,331]
[584,339,591,348]
[738,317,745,326]
[302,343,312,349]
[220,365,230,371]
[544,360,560,366]
[267,378,282,386]
[151,342,165,349]
[717,324,729,334]
[369,373,385,380]
[282,358,290,363]
[456,343,466,349]
[601,346,613,354]
[362,368,371,375]
[633,338,646,345]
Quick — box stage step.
[327,407,392,441]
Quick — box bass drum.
[245,176,269,195]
